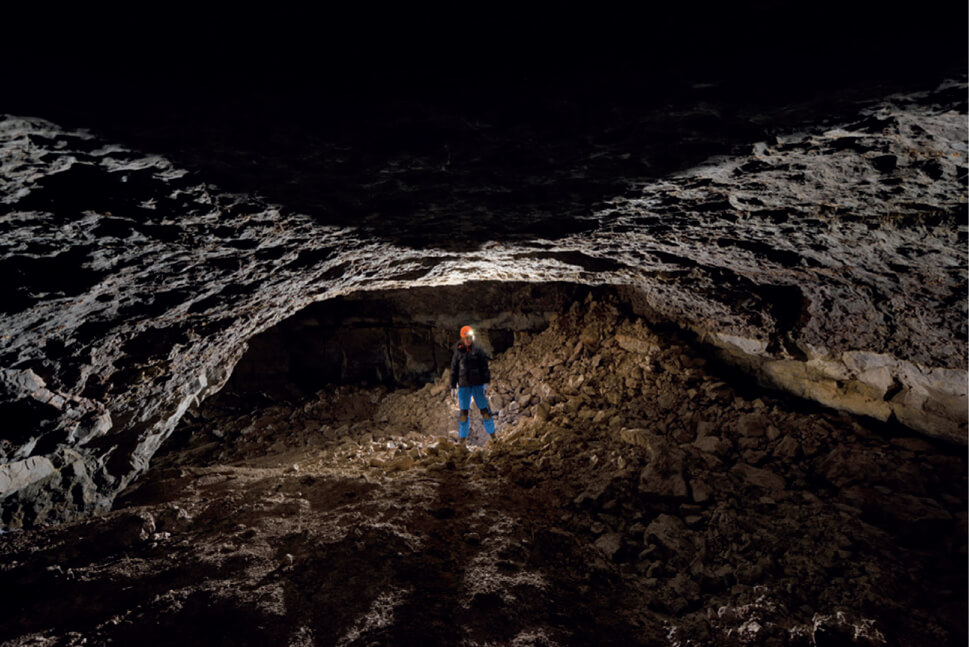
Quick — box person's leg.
[471,384,496,436]
[457,386,471,439]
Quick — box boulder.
[695,420,716,438]
[693,435,730,457]
[594,532,624,561]
[615,334,658,355]
[619,427,653,448]
[772,435,800,460]
[734,413,768,437]
[731,463,786,492]
[0,456,55,497]
[113,511,157,548]
[644,514,695,560]
[635,431,689,499]
[156,504,193,533]
[691,479,713,504]
[383,455,416,472]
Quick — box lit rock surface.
[0,80,965,526]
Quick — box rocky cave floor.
[1,296,966,646]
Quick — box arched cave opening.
[221,281,602,400]
[169,280,658,452]
[165,279,962,458]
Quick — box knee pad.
[459,410,469,422]
[480,407,492,420]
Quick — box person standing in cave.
[449,325,496,443]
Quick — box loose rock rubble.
[1,296,964,646]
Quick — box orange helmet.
[460,325,474,339]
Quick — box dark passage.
[224,282,595,399]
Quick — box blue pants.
[458,384,495,438]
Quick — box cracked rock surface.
[0,79,966,526]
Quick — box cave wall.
[0,79,965,528]
[613,285,969,442]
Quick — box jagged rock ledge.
[704,333,966,441]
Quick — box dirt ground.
[1,294,966,646]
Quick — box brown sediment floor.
[1,295,964,646]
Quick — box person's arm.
[449,347,459,390]
[482,350,491,385]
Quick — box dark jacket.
[450,342,491,388]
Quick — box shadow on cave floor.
[2,292,966,645]
[10,73,962,251]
